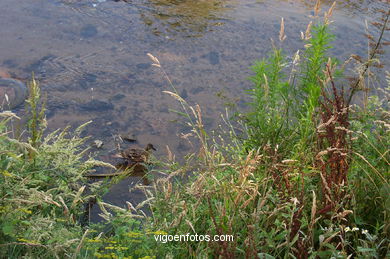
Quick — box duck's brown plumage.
[116,143,156,164]
[86,144,156,181]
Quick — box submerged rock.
[180,89,188,99]
[202,51,220,65]
[0,78,28,109]
[136,63,151,70]
[80,99,114,112]
[190,86,204,95]
[0,67,11,78]
[80,24,98,38]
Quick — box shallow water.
[0,0,388,220]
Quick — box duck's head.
[145,143,156,151]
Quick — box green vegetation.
[1,3,389,259]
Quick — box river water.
[0,0,388,219]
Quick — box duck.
[85,144,156,183]
[114,143,156,165]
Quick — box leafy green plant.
[245,47,293,153]
[0,80,110,258]
[25,75,46,149]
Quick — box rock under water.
[0,78,28,110]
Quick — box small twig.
[73,229,89,259]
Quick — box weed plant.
[0,78,115,258]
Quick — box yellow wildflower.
[0,206,9,213]
[116,247,128,251]
[87,238,102,243]
[2,171,12,177]
[126,232,142,238]
[94,253,112,258]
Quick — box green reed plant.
[244,12,336,160]
[300,24,333,117]
[297,23,335,152]
[25,75,46,149]
[245,47,293,153]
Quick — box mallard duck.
[85,144,156,184]
[114,143,156,164]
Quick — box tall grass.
[0,77,114,258]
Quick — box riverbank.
[1,3,389,258]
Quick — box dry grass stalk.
[347,9,389,106]
[263,73,269,97]
[147,53,160,67]
[165,145,175,162]
[324,2,336,25]
[163,90,186,103]
[314,0,321,17]
[304,21,313,40]
[72,229,89,259]
[279,17,287,42]
[0,111,20,119]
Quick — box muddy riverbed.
[0,0,388,220]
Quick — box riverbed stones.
[80,24,98,38]
[0,78,28,109]
[202,51,220,65]
[0,67,11,78]
[79,99,114,112]
[180,89,188,99]
[136,63,151,70]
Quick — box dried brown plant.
[316,63,351,215]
